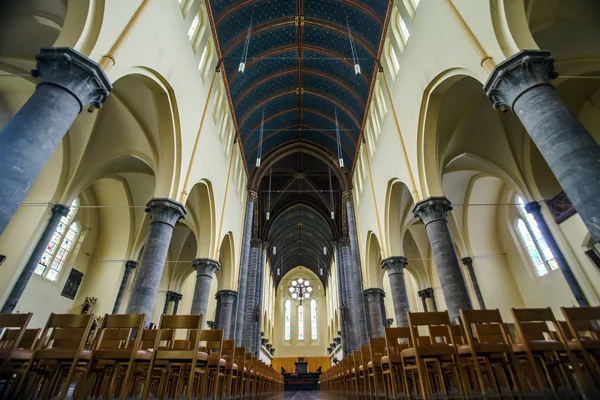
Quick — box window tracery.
[284,299,291,340]
[310,299,317,340]
[298,304,304,340]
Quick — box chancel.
[1,0,600,399]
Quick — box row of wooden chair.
[320,306,600,399]
[0,312,283,399]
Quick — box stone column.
[190,258,220,320]
[343,191,369,346]
[485,50,600,242]
[363,288,386,338]
[334,244,350,357]
[417,290,428,311]
[214,290,238,339]
[381,256,410,327]
[424,288,438,312]
[126,199,186,326]
[525,202,589,306]
[0,48,111,236]
[461,257,486,309]
[234,191,257,345]
[112,260,137,314]
[413,197,472,321]
[172,293,182,315]
[243,239,262,351]
[339,238,360,353]
[163,291,175,315]
[254,245,266,354]
[1,204,69,313]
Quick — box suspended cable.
[345,14,361,76]
[256,107,264,167]
[334,107,344,168]
[266,167,272,220]
[239,15,253,74]
[328,166,335,219]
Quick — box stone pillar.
[112,260,137,314]
[343,191,369,346]
[126,199,186,326]
[424,288,438,312]
[190,258,220,321]
[363,288,386,338]
[413,197,472,321]
[172,293,182,315]
[234,191,257,345]
[0,48,111,236]
[461,257,486,309]
[243,239,262,351]
[485,50,600,242]
[417,290,428,311]
[334,244,350,357]
[1,204,69,314]
[381,256,410,327]
[254,244,266,354]
[525,202,589,306]
[163,291,175,315]
[339,238,359,353]
[214,290,238,339]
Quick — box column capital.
[145,198,186,227]
[250,238,263,248]
[166,290,177,302]
[417,289,427,300]
[247,190,258,203]
[412,197,452,225]
[338,238,351,248]
[216,289,238,300]
[33,48,112,112]
[125,260,138,270]
[484,50,556,112]
[381,256,408,275]
[51,204,70,218]
[363,287,385,299]
[461,257,473,266]
[192,258,220,277]
[524,200,542,215]
[342,190,353,203]
[423,287,435,298]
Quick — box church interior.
[1,0,600,398]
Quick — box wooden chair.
[511,307,582,394]
[367,338,386,398]
[16,313,93,400]
[402,311,465,399]
[127,328,175,397]
[560,306,600,392]
[75,313,145,400]
[359,345,372,398]
[232,346,246,398]
[196,329,224,398]
[0,313,35,398]
[382,327,411,399]
[141,314,204,400]
[349,350,362,397]
[459,309,523,397]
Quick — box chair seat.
[95,349,135,360]
[457,343,507,355]
[0,348,33,361]
[566,339,600,351]
[35,348,92,360]
[367,359,381,368]
[402,345,454,358]
[512,340,564,353]
[381,355,402,365]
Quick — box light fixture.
[272,246,276,255]
[266,211,270,220]
[323,247,327,255]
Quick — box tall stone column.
[234,191,257,345]
[381,256,410,327]
[461,257,486,309]
[214,290,238,339]
[334,244,350,357]
[413,197,472,321]
[343,191,368,346]
[1,204,69,313]
[363,288,386,338]
[190,258,220,321]
[485,50,600,242]
[0,48,111,236]
[254,244,266,354]
[243,239,262,352]
[339,239,359,352]
[525,202,589,306]
[112,260,137,314]
[417,290,428,312]
[126,199,186,326]
[424,288,438,312]
[172,293,182,315]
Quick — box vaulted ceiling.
[207,0,390,170]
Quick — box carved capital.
[524,201,542,216]
[125,260,138,271]
[146,198,186,227]
[51,204,70,218]
[33,48,112,112]
[484,50,557,112]
[461,257,473,267]
[381,256,408,276]
[338,238,351,248]
[215,289,238,303]
[363,287,385,301]
[193,258,220,277]
[250,238,263,248]
[247,190,258,203]
[342,190,353,204]
[412,197,452,226]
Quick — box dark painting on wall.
[61,268,83,300]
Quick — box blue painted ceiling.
[208,0,390,170]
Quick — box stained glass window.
[515,196,558,276]
[35,199,80,281]
[311,299,318,340]
[399,17,410,40]
[284,299,291,341]
[298,305,304,340]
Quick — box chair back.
[38,314,93,351]
[369,337,386,363]
[384,327,411,362]
[0,313,33,352]
[511,308,560,344]
[407,311,454,347]
[94,314,145,351]
[561,306,600,347]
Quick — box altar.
[294,357,308,374]
[283,357,320,391]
